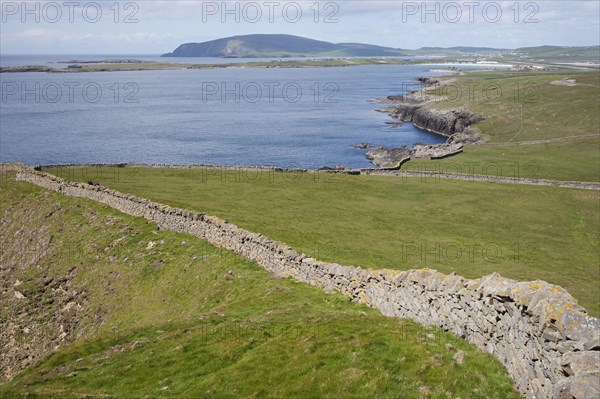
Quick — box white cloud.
[0,0,598,53]
[1,29,176,44]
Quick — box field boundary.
[477,133,600,147]
[10,163,600,190]
[369,170,600,190]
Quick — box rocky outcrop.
[365,143,464,168]
[368,78,486,168]
[411,143,463,159]
[377,77,486,145]
[388,105,485,140]
[351,142,373,149]
[15,167,600,399]
[416,77,440,87]
[365,146,411,168]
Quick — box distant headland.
[161,33,407,58]
[1,36,597,73]
[161,34,600,63]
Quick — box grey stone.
[562,351,600,377]
[560,313,600,351]
[555,372,600,399]
[540,321,565,342]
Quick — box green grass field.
[404,70,600,183]
[403,137,600,182]
[498,45,600,63]
[45,167,600,316]
[0,173,521,398]
[428,71,599,143]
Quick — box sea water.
[1,59,492,168]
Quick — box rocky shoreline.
[368,77,486,168]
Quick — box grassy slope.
[46,167,600,316]
[404,137,600,182]
[0,173,521,398]
[404,70,600,182]
[514,46,600,61]
[427,71,599,143]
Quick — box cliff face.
[367,80,486,168]
[379,77,486,145]
[389,105,485,138]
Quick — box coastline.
[366,75,486,168]
[0,58,513,74]
[0,62,485,171]
[0,58,407,73]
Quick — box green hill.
[162,34,407,58]
[0,171,520,398]
[162,34,599,62]
[516,45,600,59]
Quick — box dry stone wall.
[369,170,600,190]
[15,168,600,399]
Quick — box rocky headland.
[365,146,412,168]
[369,77,486,168]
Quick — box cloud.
[0,28,62,43]
[1,0,598,53]
[1,28,176,44]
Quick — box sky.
[1,0,599,54]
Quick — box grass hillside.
[404,137,600,183]
[515,45,600,61]
[403,70,600,183]
[45,167,600,316]
[428,71,599,143]
[0,172,521,398]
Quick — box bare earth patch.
[551,78,577,86]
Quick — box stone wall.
[15,168,600,399]
[369,170,600,191]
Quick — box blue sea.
[0,55,505,169]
